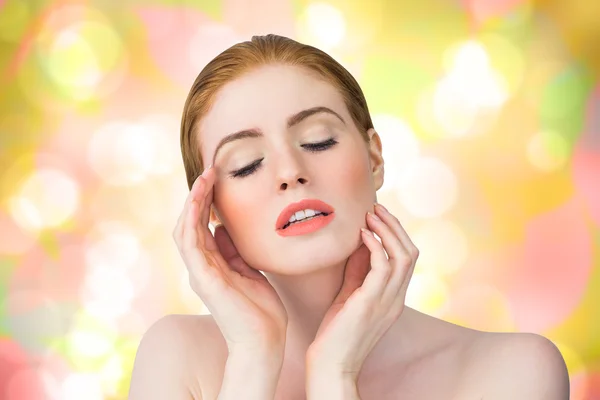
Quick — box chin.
[283,235,359,271]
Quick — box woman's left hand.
[305,203,419,381]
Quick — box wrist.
[306,370,360,400]
[228,343,285,368]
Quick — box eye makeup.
[229,137,339,179]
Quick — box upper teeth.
[288,209,323,224]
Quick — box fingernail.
[375,202,387,212]
[368,212,381,221]
[361,228,373,236]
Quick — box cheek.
[332,149,372,193]
[216,187,245,220]
[214,185,264,233]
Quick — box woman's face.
[198,64,384,273]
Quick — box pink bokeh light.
[506,197,593,332]
[0,339,32,397]
[4,367,45,400]
[572,370,600,400]
[135,6,243,89]
[9,243,87,305]
[463,0,528,25]
[573,85,600,226]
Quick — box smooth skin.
[175,164,288,351]
[306,204,419,377]
[130,163,570,400]
[129,64,570,399]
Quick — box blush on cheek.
[218,188,259,233]
[339,154,371,189]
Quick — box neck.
[262,259,427,376]
[263,257,347,362]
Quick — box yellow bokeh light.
[0,1,30,42]
[396,157,459,218]
[412,219,470,277]
[64,311,118,372]
[8,168,80,233]
[372,114,421,194]
[88,121,158,186]
[405,272,449,316]
[479,33,525,94]
[431,40,510,137]
[552,340,587,377]
[527,130,570,172]
[47,27,102,99]
[300,2,346,50]
[82,223,141,321]
[68,330,115,359]
[32,4,127,101]
[62,373,103,400]
[98,354,125,397]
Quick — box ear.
[209,205,222,228]
[366,128,385,191]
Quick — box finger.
[182,196,202,251]
[191,167,217,251]
[181,195,225,280]
[213,225,266,282]
[174,174,204,242]
[182,170,212,249]
[355,228,390,303]
[366,211,409,304]
[374,203,419,258]
[199,167,216,229]
[372,205,419,305]
[334,243,371,305]
[366,211,406,263]
[214,224,240,261]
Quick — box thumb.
[334,243,371,304]
[214,225,240,261]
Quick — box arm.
[306,368,361,400]
[217,349,285,400]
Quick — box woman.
[129,34,569,400]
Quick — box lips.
[276,199,335,231]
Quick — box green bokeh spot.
[539,65,594,149]
[38,230,61,261]
[145,0,222,19]
[0,257,17,337]
[360,55,434,124]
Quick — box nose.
[279,174,308,191]
[275,153,309,191]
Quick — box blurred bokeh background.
[0,0,598,398]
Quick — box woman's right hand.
[172,165,288,354]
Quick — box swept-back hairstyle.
[180,33,374,189]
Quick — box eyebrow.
[210,106,346,164]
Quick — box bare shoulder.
[129,314,227,400]
[458,331,570,399]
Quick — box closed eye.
[229,138,339,179]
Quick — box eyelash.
[230,138,339,179]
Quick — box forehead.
[197,64,347,159]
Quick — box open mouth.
[281,212,330,230]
